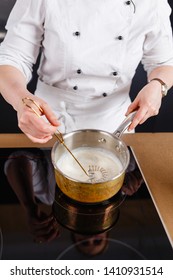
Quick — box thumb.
[125,99,138,116]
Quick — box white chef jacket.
[0,0,173,133]
[4,149,56,205]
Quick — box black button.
[102,93,107,97]
[113,71,118,76]
[117,35,123,40]
[73,31,80,36]
[73,85,78,90]
[125,1,131,5]
[77,69,82,74]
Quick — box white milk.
[56,147,123,183]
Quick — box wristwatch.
[149,78,168,97]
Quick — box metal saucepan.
[51,112,135,203]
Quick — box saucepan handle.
[113,111,136,138]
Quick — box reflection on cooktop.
[0,147,172,260]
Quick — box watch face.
[161,84,168,96]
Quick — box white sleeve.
[142,0,173,74]
[0,0,45,82]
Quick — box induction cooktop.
[0,147,172,260]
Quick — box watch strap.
[149,78,168,97]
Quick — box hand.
[26,210,60,243]
[126,81,162,131]
[122,169,144,196]
[17,93,60,143]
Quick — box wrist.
[24,204,40,218]
[148,78,168,97]
[13,90,33,111]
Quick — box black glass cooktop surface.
[0,147,172,260]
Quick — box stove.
[0,147,172,260]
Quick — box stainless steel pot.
[53,187,122,234]
[51,112,135,203]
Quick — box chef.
[0,0,173,143]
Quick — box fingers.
[33,229,60,244]
[125,99,138,117]
[19,112,55,138]
[30,214,60,243]
[122,173,140,196]
[127,108,151,131]
[126,102,160,131]
[125,81,162,130]
[25,134,53,144]
[18,98,60,143]
[41,102,60,127]
[31,213,55,226]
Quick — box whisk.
[22,97,90,177]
